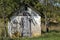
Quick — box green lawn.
[0,32,60,40]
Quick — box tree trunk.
[46,26,49,32]
[45,12,49,32]
[3,16,8,37]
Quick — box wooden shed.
[8,5,41,37]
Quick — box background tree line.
[0,0,60,22]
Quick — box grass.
[0,32,60,40]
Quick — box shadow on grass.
[49,30,60,33]
[42,30,60,34]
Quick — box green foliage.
[0,0,60,19]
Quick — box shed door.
[21,16,31,37]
